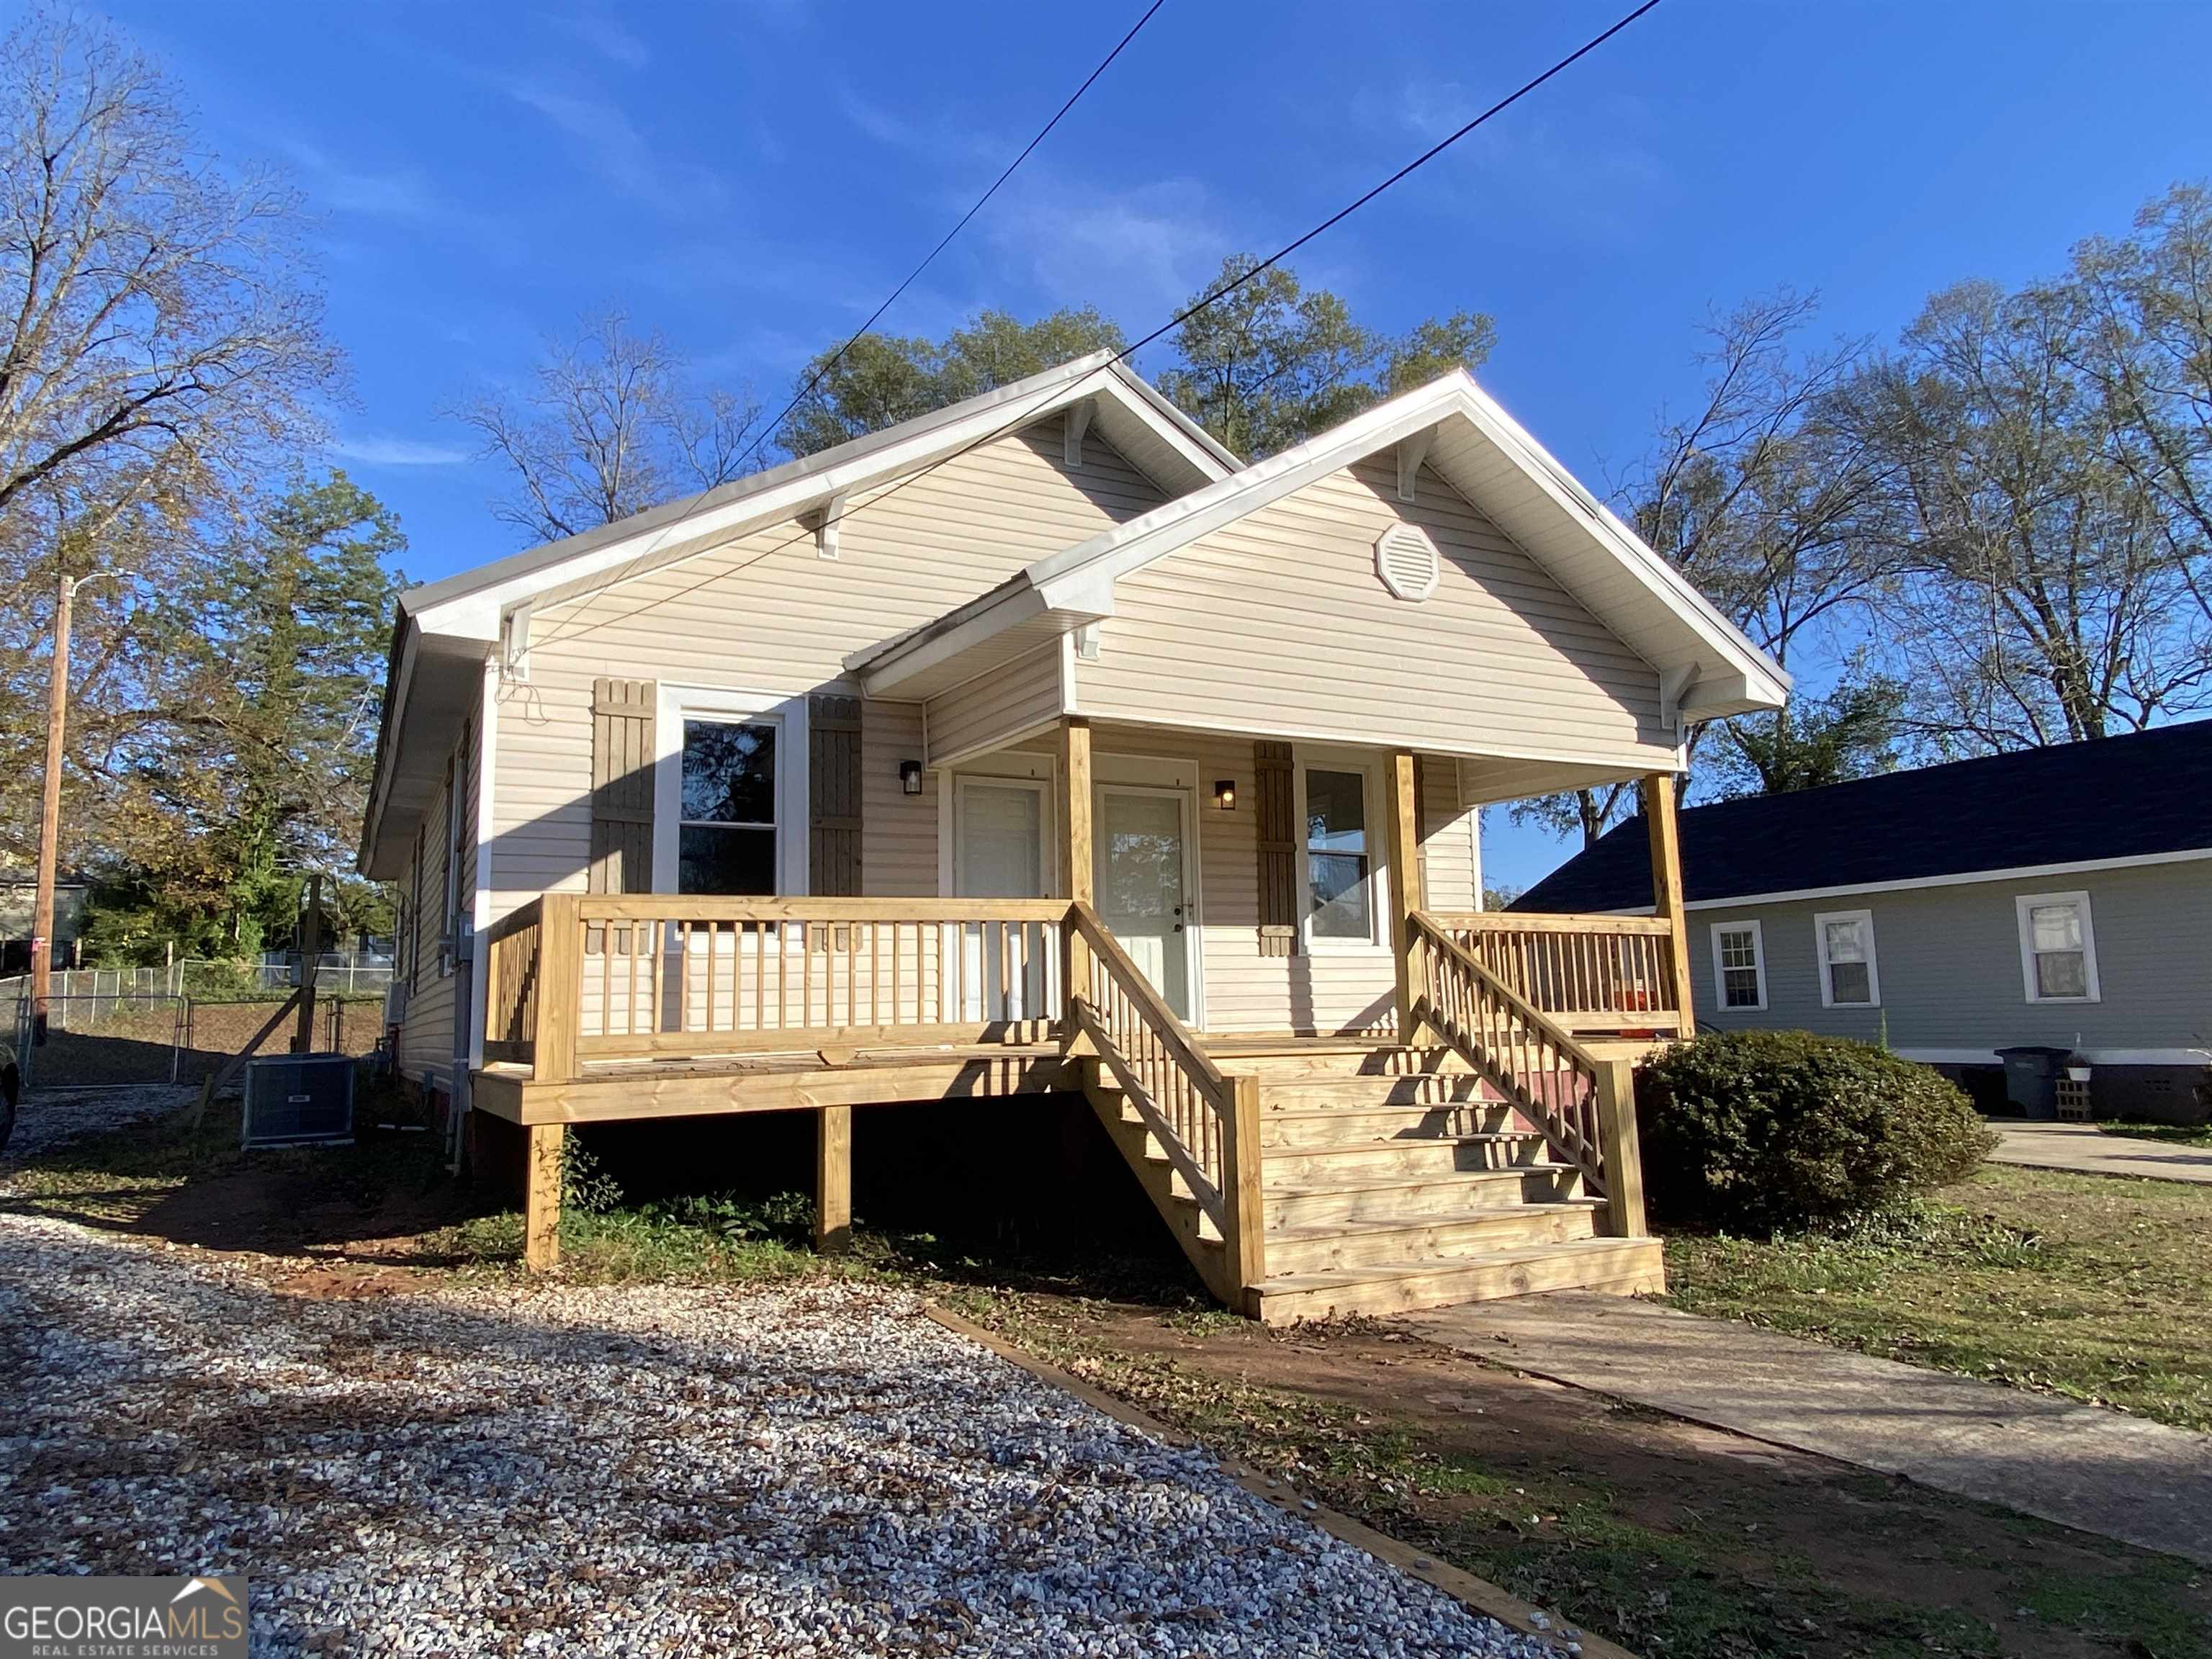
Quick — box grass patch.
[1665,1164,2212,1430]
[2100,1119,2212,1147]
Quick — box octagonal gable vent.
[1374,523,1440,602]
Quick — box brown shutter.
[590,678,657,894]
[1254,740,1298,957]
[809,694,865,896]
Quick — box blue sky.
[79,0,2212,889]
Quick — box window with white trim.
[2016,891,2099,1002]
[677,719,780,894]
[1710,920,1767,1010]
[1815,909,1879,1007]
[1301,761,1377,944]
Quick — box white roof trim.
[1021,370,1789,716]
[401,352,1235,647]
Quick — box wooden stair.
[1084,1040,1663,1323]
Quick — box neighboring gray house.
[1514,722,2212,1123]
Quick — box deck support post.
[1593,1056,1649,1238]
[524,1121,565,1272]
[1385,750,1426,1044]
[815,1104,853,1253]
[1058,718,1094,1007]
[1221,1071,1267,1308]
[1639,773,1695,1028]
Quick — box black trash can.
[1995,1046,2069,1120]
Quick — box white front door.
[1095,784,1195,1021]
[953,778,1048,1020]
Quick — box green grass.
[2100,1119,2212,1147]
[1665,1164,2212,1430]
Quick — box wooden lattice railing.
[1433,912,1683,1033]
[1064,901,1265,1298]
[1408,910,1647,1233]
[482,896,545,1067]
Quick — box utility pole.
[30,567,114,1039]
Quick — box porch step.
[1263,1131,1552,1179]
[1263,1202,1601,1274]
[1260,1102,1519,1148]
[1250,1236,1665,1325]
[1265,1165,1583,1231]
[1255,1073,1503,1109]
[1214,1044,1477,1082]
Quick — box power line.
[524,0,1167,659]
[531,0,1663,657]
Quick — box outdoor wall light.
[1213,779,1237,810]
[899,760,925,796]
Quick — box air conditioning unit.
[241,1053,356,1148]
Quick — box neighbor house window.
[1710,920,1766,1010]
[1303,763,1375,943]
[678,719,778,894]
[1815,909,1879,1007]
[2016,891,2099,1002]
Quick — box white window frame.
[2015,889,2100,1004]
[1709,919,1768,1012]
[651,685,809,896]
[1813,908,1880,1009]
[1293,747,1390,953]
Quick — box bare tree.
[454,312,764,544]
[0,12,334,523]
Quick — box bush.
[1636,1030,1995,1235]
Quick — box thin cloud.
[496,71,725,215]
[984,170,1236,320]
[333,435,472,467]
[548,8,650,69]
[275,138,436,220]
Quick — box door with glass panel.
[953,778,1048,1020]
[1094,785,1195,1020]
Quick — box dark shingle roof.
[1511,720,2212,913]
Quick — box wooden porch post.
[1593,1056,1649,1238]
[534,893,583,1084]
[1384,750,1426,1043]
[1058,718,1094,1006]
[1639,773,1696,1028]
[524,1121,565,1272]
[815,1104,853,1253]
[1221,1072,1267,1307]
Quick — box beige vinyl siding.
[396,689,488,1094]
[863,699,936,896]
[926,643,1066,765]
[1691,860,2212,1055]
[492,420,1166,917]
[1074,456,1674,767]
[1419,760,1479,912]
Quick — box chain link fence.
[5,984,391,1094]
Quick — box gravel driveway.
[0,1215,1545,1657]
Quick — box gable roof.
[359,353,1236,874]
[1512,720,2212,914]
[852,369,1790,719]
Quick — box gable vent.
[1374,523,1441,602]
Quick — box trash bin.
[1995,1046,2069,1119]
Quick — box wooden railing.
[1064,901,1265,1301]
[1434,912,1682,1033]
[1407,911,1647,1235]
[485,895,1069,1080]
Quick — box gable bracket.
[1395,429,1431,503]
[499,600,531,684]
[1064,398,1094,469]
[1658,663,1700,732]
[806,491,850,560]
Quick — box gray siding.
[1691,860,2212,1058]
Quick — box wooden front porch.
[472,730,1696,1317]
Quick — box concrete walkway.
[1989,1120,2212,1184]
[1404,1292,2212,1565]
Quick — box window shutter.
[809,694,865,896]
[590,678,657,894]
[1254,740,1298,957]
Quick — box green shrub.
[1636,1030,1995,1235]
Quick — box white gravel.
[1,1082,201,1166]
[0,1215,1550,1658]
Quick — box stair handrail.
[1063,901,1265,1297]
[1408,909,1611,1197]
